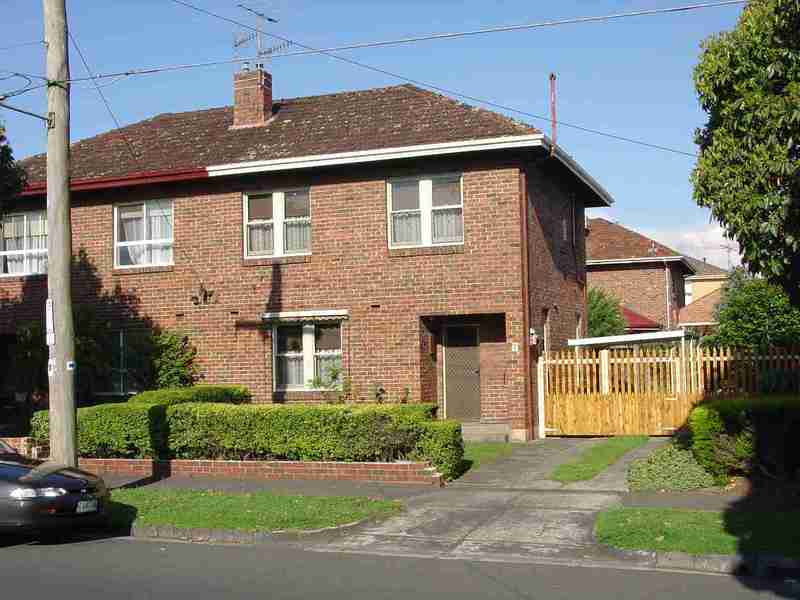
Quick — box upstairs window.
[388,174,463,248]
[245,189,311,258]
[115,200,174,268]
[0,211,47,276]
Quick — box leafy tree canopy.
[0,124,27,213]
[587,288,627,338]
[707,268,800,348]
[692,0,800,305]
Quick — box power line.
[0,40,45,52]
[222,0,748,59]
[167,0,700,157]
[68,31,140,164]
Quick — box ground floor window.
[274,322,341,390]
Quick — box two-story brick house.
[586,218,728,333]
[3,66,611,441]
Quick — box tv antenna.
[720,241,736,270]
[234,3,291,69]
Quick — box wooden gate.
[540,345,800,436]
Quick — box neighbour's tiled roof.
[586,218,681,261]
[622,306,662,331]
[679,288,722,325]
[20,84,538,185]
[683,255,728,277]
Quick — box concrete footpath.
[309,439,663,568]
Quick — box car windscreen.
[0,440,18,455]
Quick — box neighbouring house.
[586,218,694,331]
[586,218,728,333]
[0,65,611,441]
[682,255,728,305]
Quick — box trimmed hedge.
[29,402,462,479]
[128,385,251,406]
[31,403,165,459]
[409,420,464,480]
[688,395,800,483]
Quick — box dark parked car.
[0,440,110,534]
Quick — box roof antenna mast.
[234,3,288,70]
[549,72,557,157]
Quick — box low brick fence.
[0,438,443,485]
[79,458,443,485]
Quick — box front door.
[445,325,481,421]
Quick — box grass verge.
[110,488,401,532]
[595,507,800,558]
[462,442,514,473]
[551,436,648,483]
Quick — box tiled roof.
[679,288,722,325]
[21,84,538,185]
[683,255,728,277]
[622,306,662,331]
[586,218,681,261]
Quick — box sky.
[1,0,745,268]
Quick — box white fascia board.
[568,329,686,347]
[680,321,717,326]
[207,135,546,177]
[541,136,614,207]
[685,274,727,281]
[262,309,349,320]
[587,256,692,270]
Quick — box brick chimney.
[232,64,273,128]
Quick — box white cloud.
[640,224,741,270]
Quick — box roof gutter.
[587,256,696,274]
[21,167,209,197]
[20,134,614,208]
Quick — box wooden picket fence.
[541,345,800,436]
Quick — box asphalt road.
[0,536,796,599]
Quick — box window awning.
[261,309,349,322]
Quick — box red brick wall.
[525,162,589,438]
[2,155,588,439]
[77,458,443,485]
[0,159,526,412]
[587,262,686,328]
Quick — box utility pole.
[43,0,77,467]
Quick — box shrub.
[152,330,198,388]
[354,403,437,423]
[688,396,800,483]
[31,403,166,458]
[587,288,626,338]
[410,420,464,480]
[128,385,251,406]
[627,444,715,491]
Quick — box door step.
[460,423,511,443]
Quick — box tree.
[587,288,627,338]
[707,268,800,348]
[0,125,27,213]
[692,0,800,305]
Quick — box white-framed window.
[114,200,174,268]
[244,189,311,258]
[685,282,694,305]
[388,174,463,248]
[273,321,342,390]
[0,211,47,276]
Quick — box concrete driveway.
[312,438,662,566]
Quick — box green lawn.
[110,488,401,532]
[463,442,514,472]
[595,507,800,558]
[550,436,648,483]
